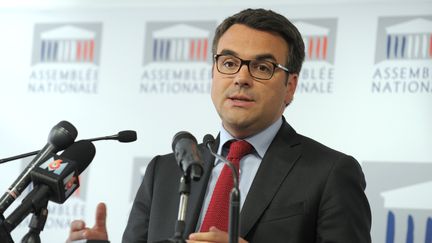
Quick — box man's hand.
[66,202,108,242]
[187,227,248,243]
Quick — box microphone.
[203,134,239,188]
[172,131,204,181]
[0,130,136,164]
[203,134,240,243]
[0,121,77,214]
[86,130,137,143]
[3,140,96,232]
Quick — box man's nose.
[233,64,253,87]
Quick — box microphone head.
[60,140,96,174]
[48,121,78,150]
[118,130,137,143]
[203,134,215,148]
[172,131,197,151]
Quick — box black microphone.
[0,121,78,214]
[86,130,137,143]
[203,134,240,243]
[0,130,136,164]
[172,131,204,181]
[3,140,96,232]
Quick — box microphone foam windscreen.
[172,131,197,151]
[60,140,96,174]
[118,130,137,143]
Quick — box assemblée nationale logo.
[29,23,102,94]
[140,21,216,94]
[372,16,432,93]
[363,162,432,243]
[294,18,337,94]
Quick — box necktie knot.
[227,140,254,163]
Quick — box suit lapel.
[240,121,302,237]
[183,137,219,236]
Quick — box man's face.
[211,24,298,138]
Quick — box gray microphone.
[172,131,204,181]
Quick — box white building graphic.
[385,18,432,60]
[381,181,432,243]
[152,24,209,62]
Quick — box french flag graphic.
[39,25,96,64]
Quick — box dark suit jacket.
[122,120,371,243]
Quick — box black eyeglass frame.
[213,54,291,80]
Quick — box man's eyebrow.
[218,49,238,56]
[255,54,277,62]
[217,50,278,62]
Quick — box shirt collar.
[217,117,283,162]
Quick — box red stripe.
[189,40,195,60]
[308,38,313,59]
[203,39,208,60]
[76,41,81,61]
[323,36,328,59]
[429,35,432,57]
[83,41,88,61]
[316,38,321,59]
[89,40,94,62]
[197,39,202,60]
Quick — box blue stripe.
[47,41,52,62]
[386,211,395,243]
[153,39,158,61]
[166,40,171,61]
[394,36,399,58]
[387,36,391,59]
[53,41,58,62]
[401,36,406,58]
[406,215,414,243]
[40,41,46,62]
[159,39,164,61]
[426,217,432,243]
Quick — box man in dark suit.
[67,8,371,243]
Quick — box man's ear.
[285,73,298,106]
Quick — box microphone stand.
[229,185,240,243]
[21,199,49,243]
[153,175,190,243]
[0,151,38,164]
[170,176,189,243]
[0,213,14,243]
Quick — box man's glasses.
[214,54,290,80]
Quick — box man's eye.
[223,60,238,68]
[254,63,272,73]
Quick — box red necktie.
[200,140,253,232]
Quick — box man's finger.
[189,230,224,241]
[67,229,88,242]
[94,202,107,228]
[69,220,86,232]
[209,226,222,232]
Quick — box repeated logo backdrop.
[0,2,431,242]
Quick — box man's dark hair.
[212,8,305,74]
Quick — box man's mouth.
[228,94,253,102]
